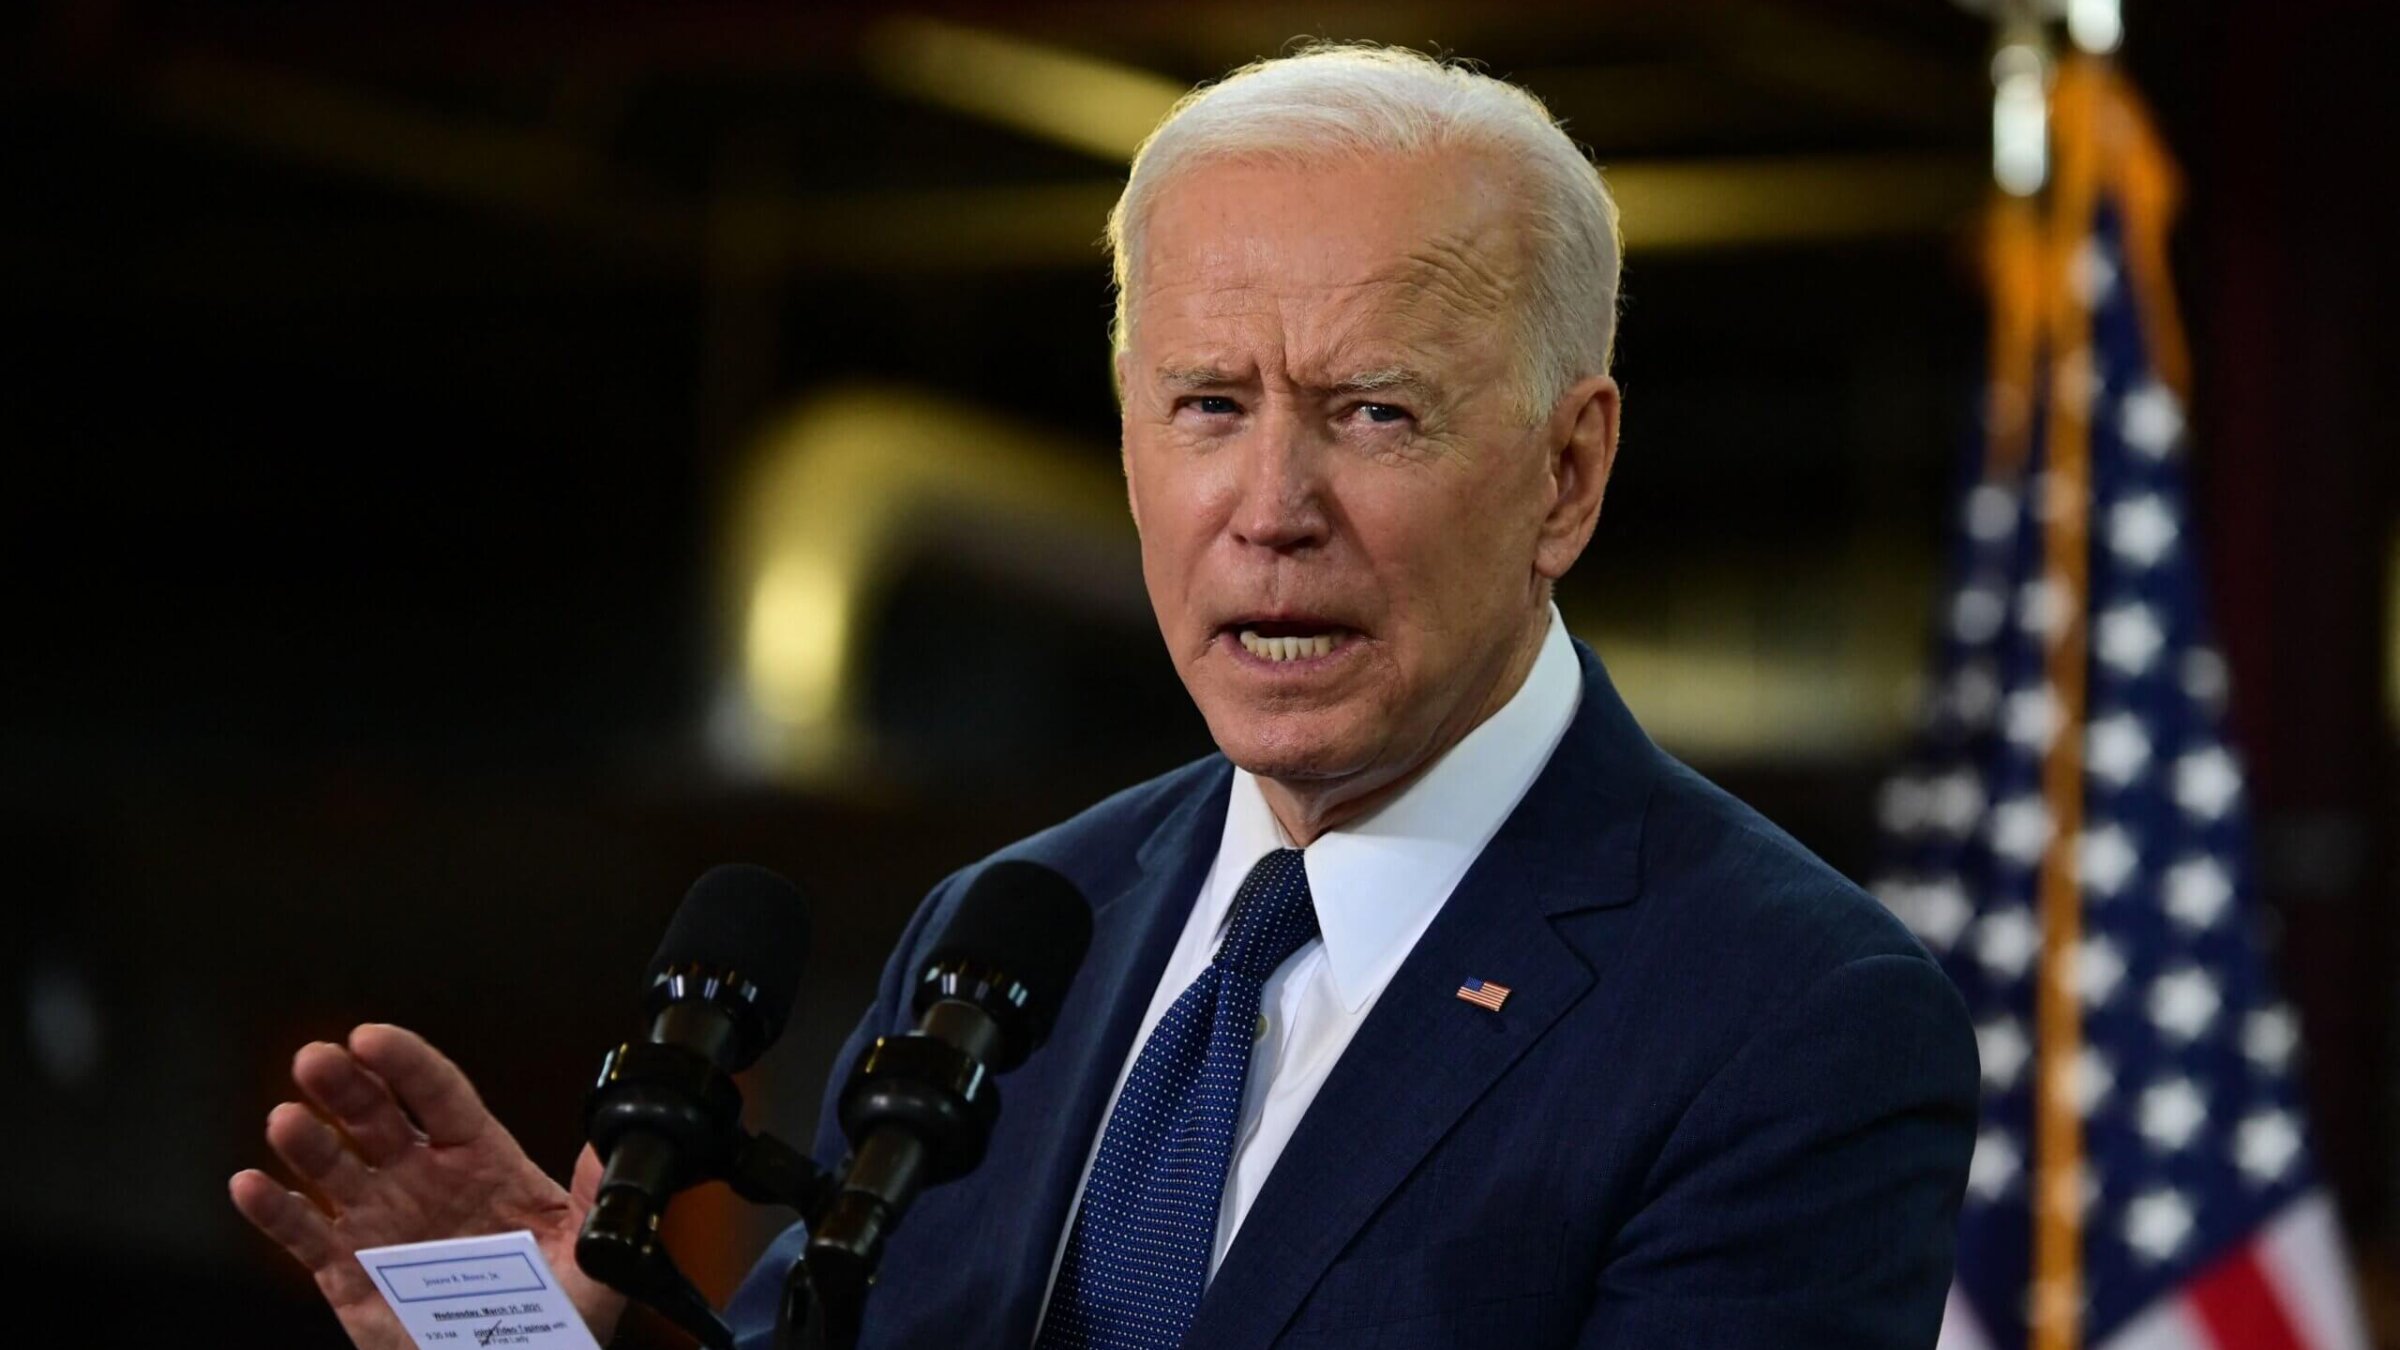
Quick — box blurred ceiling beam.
[110,36,1983,300]
[1709,0,1982,132]
[852,14,1975,167]
[737,154,1982,273]
[859,17,1186,163]
[146,53,693,260]
[5,164,1982,305]
[1608,154,1983,250]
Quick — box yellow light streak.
[860,18,1186,163]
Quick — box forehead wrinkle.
[1276,289,1485,400]
[1134,215,1519,396]
[1397,229,1521,328]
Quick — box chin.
[1204,707,1378,785]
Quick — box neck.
[1256,606,1551,846]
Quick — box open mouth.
[1223,619,1356,664]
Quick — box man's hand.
[228,1023,627,1349]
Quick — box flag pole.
[2028,55,2095,1348]
[1980,3,2091,1345]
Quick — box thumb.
[570,1144,604,1208]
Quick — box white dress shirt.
[1036,605,1582,1322]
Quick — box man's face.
[1119,150,1600,813]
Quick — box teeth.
[1238,630,1345,662]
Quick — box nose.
[1227,409,1331,553]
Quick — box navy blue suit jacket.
[729,641,1978,1348]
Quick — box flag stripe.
[1937,1283,1998,1350]
[2256,1195,2372,1350]
[2091,1291,2208,1350]
[2187,1243,2310,1350]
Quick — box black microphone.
[798,860,1093,1341]
[580,864,815,1345]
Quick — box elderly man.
[233,44,1977,1350]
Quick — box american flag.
[1455,977,1510,1012]
[1871,59,2368,1350]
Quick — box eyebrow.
[1156,364,1246,390]
[1153,364,1440,398]
[1329,366,1437,399]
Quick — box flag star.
[1871,873,1908,911]
[2074,933,2128,1007]
[2077,823,2141,900]
[1952,583,2008,643]
[1989,796,2054,868]
[2096,602,2168,676]
[1928,770,1987,837]
[2244,1007,2300,1071]
[1878,775,1930,835]
[1968,1128,2021,1201]
[1913,878,1974,950]
[1978,1018,2031,1089]
[2005,685,2064,753]
[2019,576,2072,643]
[2138,1077,2209,1152]
[2108,493,2179,568]
[1966,483,2021,543]
[2125,1188,2196,1261]
[2175,747,2243,820]
[1875,877,1970,952]
[2237,1110,2302,1183]
[1948,661,2002,725]
[2181,648,2230,710]
[2058,1044,2115,1112]
[2164,856,2234,930]
[1973,907,2042,981]
[2070,235,2119,304]
[2087,711,2153,788]
[2121,379,2186,458]
[2150,966,2223,1043]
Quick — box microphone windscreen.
[924,860,1093,1026]
[646,863,812,1052]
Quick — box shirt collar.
[1204,604,1583,1013]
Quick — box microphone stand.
[578,979,1006,1350]
[594,866,1086,1350]
[579,971,835,1350]
[775,972,1024,1350]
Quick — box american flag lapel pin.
[1456,977,1511,1011]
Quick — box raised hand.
[229,1023,627,1348]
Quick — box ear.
[1533,373,1620,581]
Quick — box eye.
[1353,402,1411,426]
[1178,395,1242,416]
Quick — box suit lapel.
[986,760,1233,1344]
[1186,642,1660,1346]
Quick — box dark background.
[5,0,2393,1344]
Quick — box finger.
[292,1040,417,1167]
[229,1168,348,1271]
[264,1101,378,1211]
[347,1023,494,1148]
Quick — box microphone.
[580,864,816,1346]
[797,860,1093,1342]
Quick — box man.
[233,44,1978,1349]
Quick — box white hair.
[1105,42,1623,419]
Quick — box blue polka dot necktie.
[1036,848,1320,1350]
